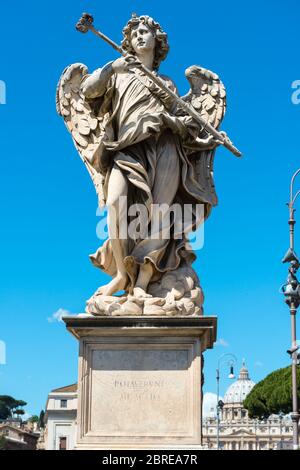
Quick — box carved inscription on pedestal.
[89,348,193,436]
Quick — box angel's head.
[121,14,169,70]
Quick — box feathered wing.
[56,63,108,207]
[182,65,226,129]
[182,65,227,209]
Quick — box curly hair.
[121,15,169,70]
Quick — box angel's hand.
[217,131,233,147]
[195,134,216,149]
[207,131,231,148]
[202,135,215,146]
[194,133,225,149]
[218,131,227,141]
[112,55,142,74]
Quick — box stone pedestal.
[64,315,217,450]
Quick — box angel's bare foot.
[133,262,154,298]
[97,273,128,296]
[133,286,152,298]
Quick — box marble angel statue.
[56,13,235,316]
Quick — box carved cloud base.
[86,266,204,317]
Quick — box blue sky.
[0,0,300,416]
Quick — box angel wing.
[182,65,226,130]
[181,65,227,209]
[56,63,108,207]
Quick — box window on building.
[60,399,67,408]
[241,410,246,418]
[59,436,67,450]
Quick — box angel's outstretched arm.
[81,61,114,99]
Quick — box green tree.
[0,396,27,420]
[15,400,27,408]
[38,410,45,429]
[14,409,25,419]
[0,396,19,420]
[13,400,27,421]
[243,365,300,419]
[28,415,39,423]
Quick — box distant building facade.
[45,384,77,450]
[202,363,294,450]
[0,422,39,450]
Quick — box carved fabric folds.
[89,70,217,291]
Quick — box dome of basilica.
[223,361,255,404]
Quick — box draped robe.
[88,68,218,289]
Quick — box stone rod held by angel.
[56,12,242,317]
[75,13,242,158]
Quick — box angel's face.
[130,23,156,55]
